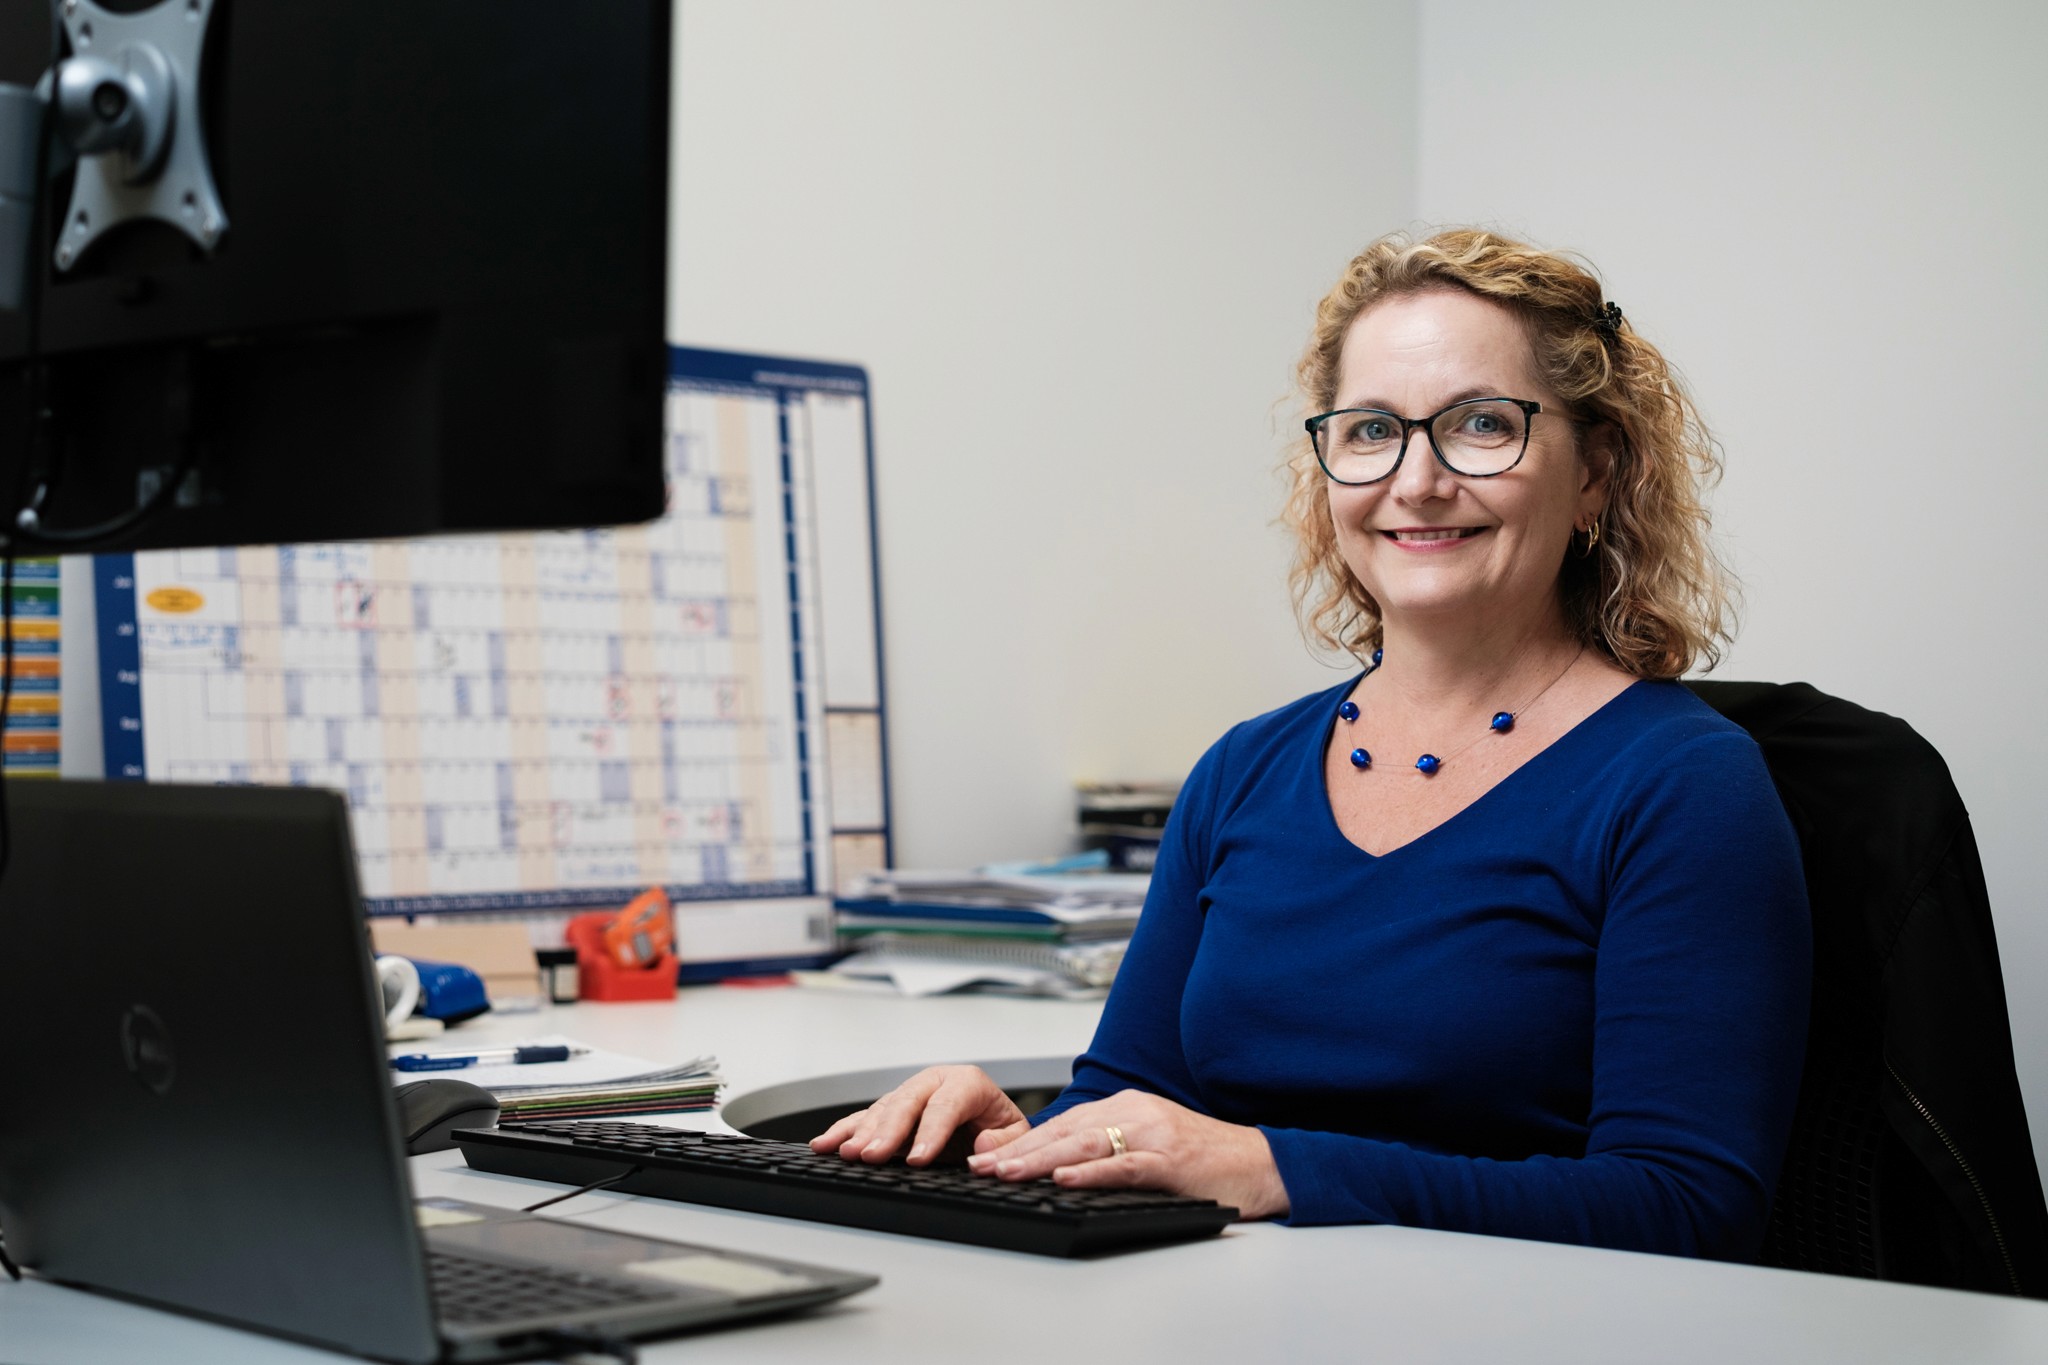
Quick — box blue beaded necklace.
[1338,645,1584,776]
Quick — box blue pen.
[389,1045,589,1073]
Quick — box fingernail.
[997,1159,1019,1175]
[910,1144,928,1161]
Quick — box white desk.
[5,987,2047,1364]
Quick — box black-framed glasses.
[1304,397,1543,486]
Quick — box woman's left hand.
[964,1089,1291,1221]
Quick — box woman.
[813,230,1811,1260]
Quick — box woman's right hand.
[809,1065,1031,1167]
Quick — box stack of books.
[827,869,1148,998]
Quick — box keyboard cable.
[519,1165,644,1215]
[0,5,63,1291]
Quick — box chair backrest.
[1686,680,2048,1296]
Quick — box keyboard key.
[426,1250,670,1328]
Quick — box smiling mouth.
[1382,528,1486,542]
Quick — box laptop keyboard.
[455,1119,1237,1257]
[426,1248,674,1326]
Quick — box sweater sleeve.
[1030,728,1234,1123]
[1265,731,1811,1260]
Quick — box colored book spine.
[5,560,59,776]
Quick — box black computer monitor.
[0,0,670,552]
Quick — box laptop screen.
[0,781,443,1363]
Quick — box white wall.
[675,0,2048,1174]
[668,0,1415,867]
[1414,1,2048,1175]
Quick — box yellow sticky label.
[414,1206,484,1228]
[145,586,205,613]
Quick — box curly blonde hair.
[1283,228,1735,680]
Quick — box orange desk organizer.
[566,905,678,1002]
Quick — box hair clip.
[1594,301,1624,339]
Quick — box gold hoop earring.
[1575,516,1602,558]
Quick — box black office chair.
[1686,680,2048,1296]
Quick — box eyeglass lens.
[1312,399,1529,483]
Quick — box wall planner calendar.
[95,348,891,945]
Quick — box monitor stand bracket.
[51,0,227,271]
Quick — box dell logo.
[119,1005,175,1096]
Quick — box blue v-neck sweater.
[1034,678,1810,1260]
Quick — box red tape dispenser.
[565,887,678,1001]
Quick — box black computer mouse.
[394,1078,501,1155]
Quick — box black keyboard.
[454,1120,1237,1257]
[426,1248,673,1327]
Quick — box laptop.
[0,780,876,1362]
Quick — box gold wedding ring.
[1104,1124,1128,1158]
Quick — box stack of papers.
[847,869,1149,910]
[390,1035,723,1120]
[837,870,1146,940]
[826,869,1148,998]
[802,936,1123,1000]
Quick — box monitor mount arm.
[0,0,227,309]
[50,0,228,267]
